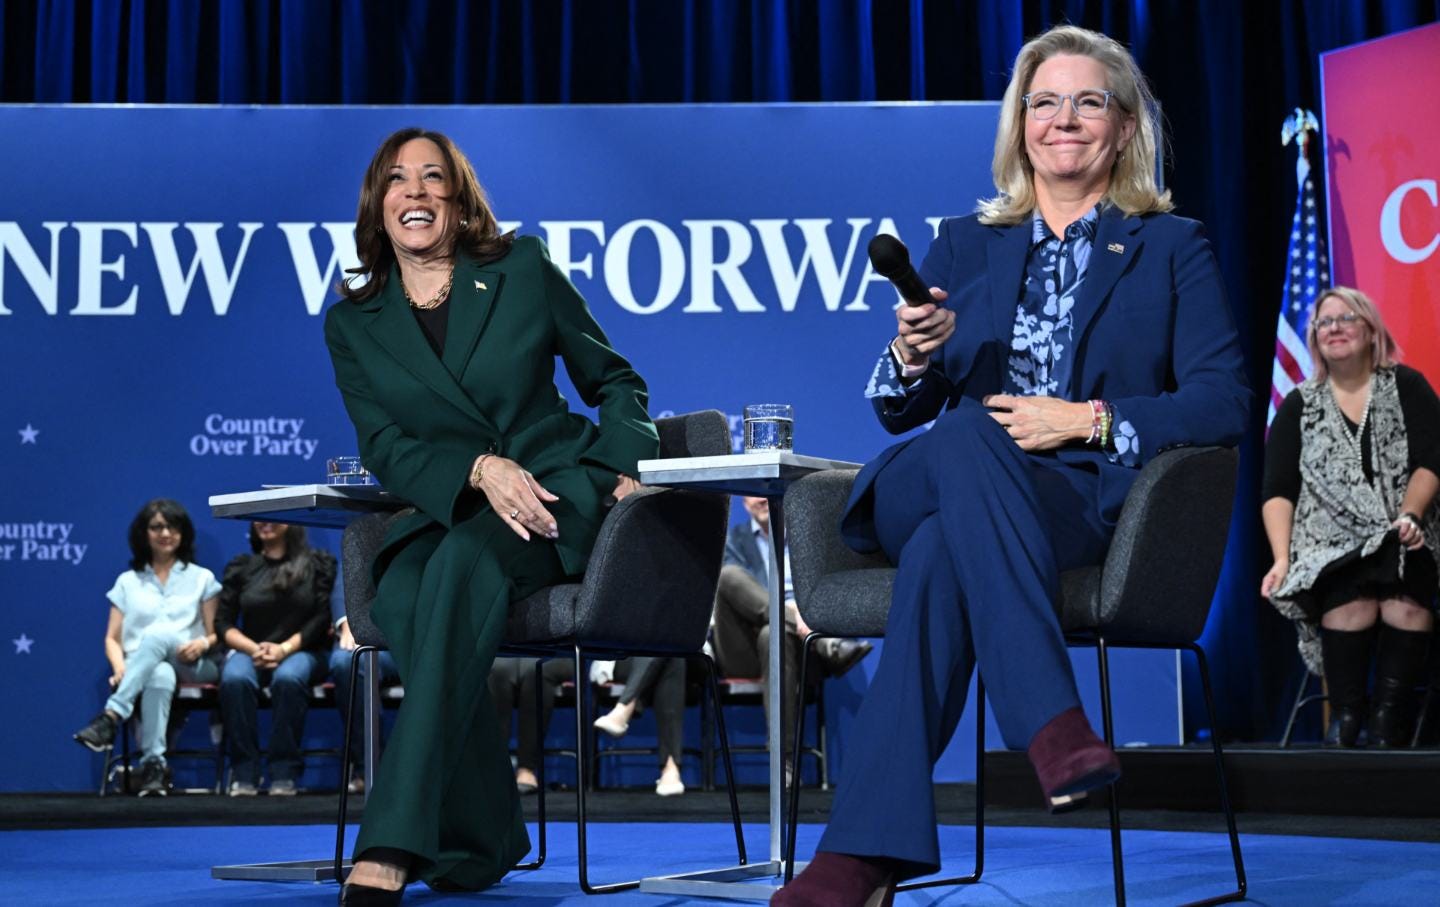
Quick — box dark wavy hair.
[340,127,513,303]
[127,499,196,571]
[248,522,313,591]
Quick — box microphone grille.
[867,234,911,278]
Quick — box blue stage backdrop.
[0,104,1180,792]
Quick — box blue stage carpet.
[4,821,1437,905]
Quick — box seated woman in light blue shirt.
[72,499,222,796]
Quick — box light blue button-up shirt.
[106,561,221,655]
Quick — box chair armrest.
[656,409,732,458]
[786,469,892,615]
[1093,446,1239,643]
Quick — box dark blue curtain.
[6,0,1439,741]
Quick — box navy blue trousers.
[818,401,1113,876]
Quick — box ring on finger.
[509,509,520,520]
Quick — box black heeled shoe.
[339,881,404,906]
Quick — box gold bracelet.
[469,453,495,490]
[280,641,293,656]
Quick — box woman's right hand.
[176,638,207,663]
[477,456,561,542]
[1260,559,1289,598]
[109,665,125,689]
[893,288,953,365]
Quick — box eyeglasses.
[147,522,178,535]
[1023,89,1115,120]
[1313,312,1363,333]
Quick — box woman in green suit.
[325,127,657,903]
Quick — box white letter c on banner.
[1380,179,1439,264]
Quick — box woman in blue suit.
[776,25,1249,907]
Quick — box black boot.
[1368,624,1432,748]
[1320,625,1376,747]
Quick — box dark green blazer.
[324,235,659,580]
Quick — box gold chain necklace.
[400,267,455,310]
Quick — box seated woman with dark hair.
[73,498,222,797]
[217,521,336,796]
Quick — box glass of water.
[326,456,376,486]
[743,404,794,452]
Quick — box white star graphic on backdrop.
[18,424,38,444]
[12,634,34,654]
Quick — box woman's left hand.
[612,474,642,502]
[1395,514,1425,550]
[478,456,561,542]
[983,394,1093,451]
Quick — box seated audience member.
[712,496,871,767]
[73,499,222,796]
[217,521,336,795]
[329,568,400,793]
[1264,287,1440,747]
[592,657,689,795]
[489,657,576,794]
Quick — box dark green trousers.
[356,512,568,891]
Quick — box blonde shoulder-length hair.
[978,25,1172,225]
[1305,286,1401,380]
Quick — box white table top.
[637,450,860,497]
[209,484,403,528]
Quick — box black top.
[216,549,337,652]
[411,299,450,357]
[1263,364,1440,502]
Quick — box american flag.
[1268,110,1330,426]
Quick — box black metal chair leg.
[1095,636,1126,907]
[897,676,984,891]
[334,644,372,891]
[700,676,716,792]
[783,633,818,883]
[700,653,747,866]
[1183,643,1248,907]
[574,647,639,894]
[514,658,547,872]
[573,647,743,894]
[1280,659,1323,747]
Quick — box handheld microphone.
[867,234,932,306]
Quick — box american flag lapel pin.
[475,280,487,290]
[1107,242,1125,254]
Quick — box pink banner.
[1322,22,1440,384]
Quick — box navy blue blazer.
[723,521,768,587]
[842,207,1251,551]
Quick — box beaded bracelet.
[1086,400,1114,449]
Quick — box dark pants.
[329,645,401,766]
[355,516,565,889]
[489,657,575,772]
[818,401,1112,877]
[613,657,686,768]
[219,649,325,784]
[711,563,800,755]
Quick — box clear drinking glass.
[743,404,794,452]
[326,456,376,486]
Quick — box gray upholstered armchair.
[781,446,1247,907]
